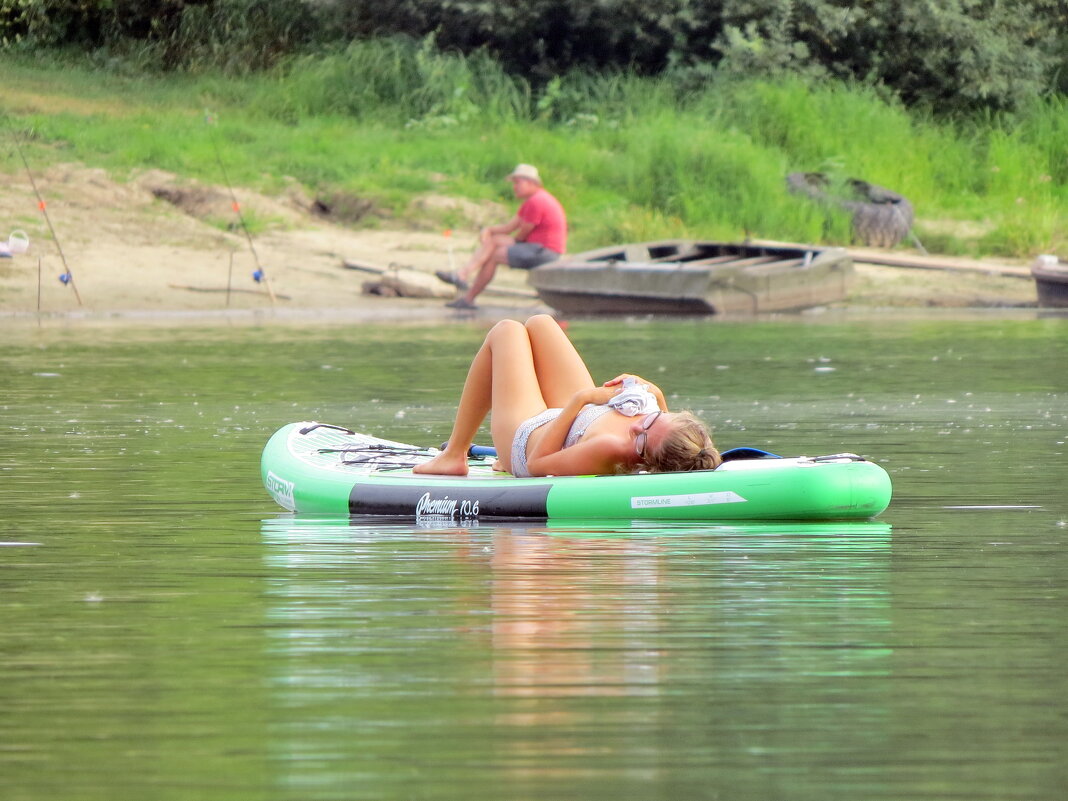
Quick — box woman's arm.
[524,386,620,475]
[525,434,629,477]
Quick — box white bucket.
[8,230,30,254]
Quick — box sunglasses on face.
[634,410,663,459]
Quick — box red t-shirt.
[518,189,567,254]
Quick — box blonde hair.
[643,411,722,473]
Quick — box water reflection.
[5,314,1064,800]
[260,516,893,798]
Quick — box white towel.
[607,377,660,417]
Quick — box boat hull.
[1032,259,1068,308]
[528,240,853,315]
[262,422,892,522]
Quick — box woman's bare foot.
[413,449,470,476]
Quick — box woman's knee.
[524,314,558,334]
[488,318,527,343]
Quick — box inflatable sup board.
[261,422,892,522]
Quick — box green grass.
[1,42,1065,258]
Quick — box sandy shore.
[0,164,1039,322]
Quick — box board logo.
[631,490,746,509]
[266,471,295,509]
[415,492,480,520]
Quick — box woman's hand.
[604,372,657,388]
[603,373,668,411]
[577,385,622,406]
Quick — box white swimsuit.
[509,379,660,478]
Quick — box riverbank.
[4,54,1066,271]
[0,163,1039,321]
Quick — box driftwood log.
[343,258,538,300]
[344,260,455,299]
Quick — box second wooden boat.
[1032,255,1068,308]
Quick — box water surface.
[2,312,1066,800]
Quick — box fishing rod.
[12,131,83,305]
[204,110,277,304]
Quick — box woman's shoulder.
[585,428,637,463]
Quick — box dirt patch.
[919,217,997,241]
[2,87,134,118]
[0,162,540,315]
[311,191,380,225]
[847,263,1036,308]
[149,183,231,221]
[0,162,1040,316]
[135,170,309,230]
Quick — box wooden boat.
[1031,255,1068,308]
[527,239,853,315]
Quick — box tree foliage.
[0,0,317,71]
[2,0,1066,112]
[709,0,1064,112]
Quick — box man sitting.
[437,164,567,309]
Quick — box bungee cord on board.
[320,444,436,470]
[317,442,497,470]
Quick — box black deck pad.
[350,481,551,520]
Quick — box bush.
[350,0,1068,113]
[2,0,1067,114]
[1,0,317,71]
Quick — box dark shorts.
[507,242,561,270]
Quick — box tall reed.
[256,38,529,125]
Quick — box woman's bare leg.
[524,314,596,406]
[414,320,547,475]
[413,340,493,476]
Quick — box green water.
[3,312,1066,800]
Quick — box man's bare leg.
[456,229,497,283]
[456,241,511,305]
